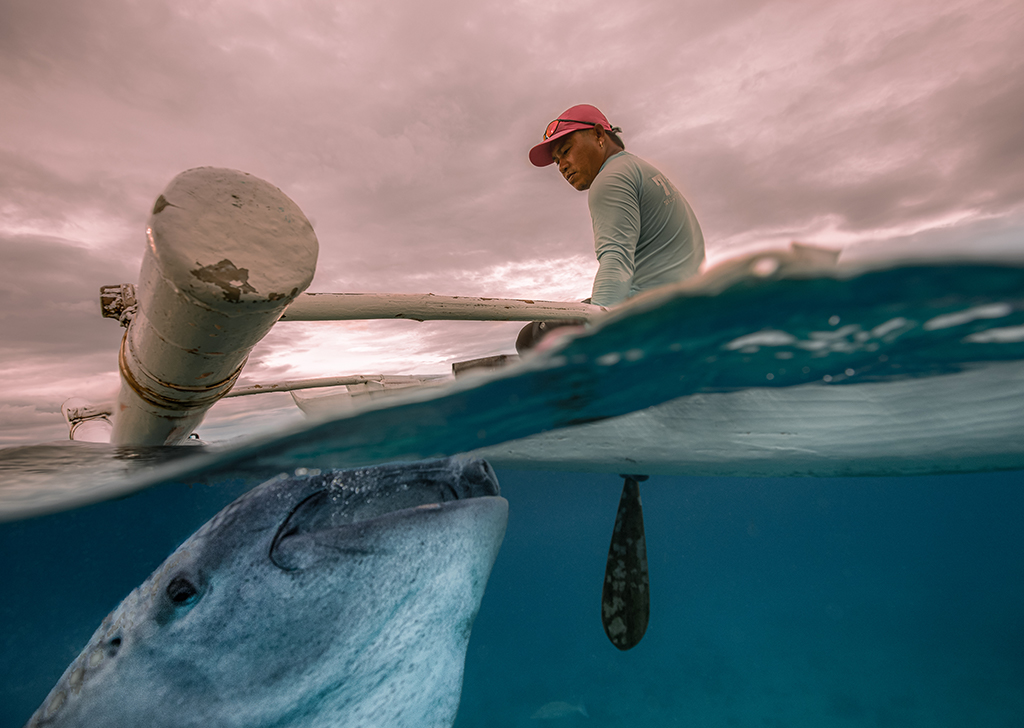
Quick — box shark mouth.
[269,458,500,571]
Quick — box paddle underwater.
[601,474,650,650]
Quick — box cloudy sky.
[1,0,1022,446]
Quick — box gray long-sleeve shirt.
[588,152,705,307]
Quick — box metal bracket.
[100,283,137,327]
[61,398,114,442]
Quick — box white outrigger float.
[63,166,1024,482]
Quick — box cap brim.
[528,126,581,167]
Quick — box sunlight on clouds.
[264,255,598,386]
[0,404,71,445]
[708,207,1024,268]
[512,0,588,12]
[645,0,1007,141]
[0,362,120,407]
[0,214,137,252]
[409,255,598,301]
[706,209,990,265]
[247,318,522,383]
[0,362,121,444]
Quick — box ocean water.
[2,465,1021,727]
[3,253,1024,725]
[6,257,1024,523]
[456,469,1024,728]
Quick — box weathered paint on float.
[111,168,318,446]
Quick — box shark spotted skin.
[25,458,507,728]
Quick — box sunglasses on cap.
[543,118,599,140]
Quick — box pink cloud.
[1,0,1022,444]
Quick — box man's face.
[550,128,605,191]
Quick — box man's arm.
[588,160,642,307]
[591,250,633,307]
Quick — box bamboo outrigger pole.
[280,293,604,322]
[223,374,448,397]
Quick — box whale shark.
[24,457,507,728]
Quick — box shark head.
[27,457,507,728]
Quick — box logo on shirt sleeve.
[651,174,678,205]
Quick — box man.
[517,104,705,352]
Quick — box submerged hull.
[474,361,1024,477]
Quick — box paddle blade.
[602,476,650,650]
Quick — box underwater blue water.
[456,469,1024,727]
[3,258,1024,725]
[2,465,1022,727]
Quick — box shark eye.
[167,577,198,605]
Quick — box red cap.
[529,104,616,167]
